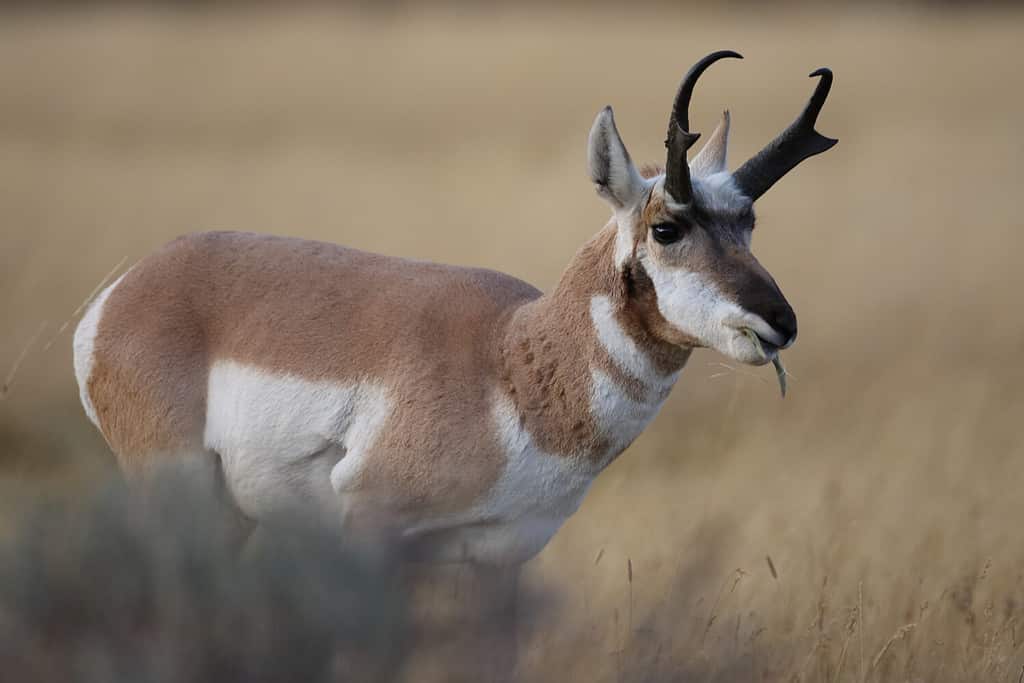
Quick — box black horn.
[664,50,743,205]
[733,68,838,201]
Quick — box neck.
[498,222,691,468]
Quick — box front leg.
[335,488,410,564]
[399,561,522,683]
[473,563,521,683]
[335,495,525,682]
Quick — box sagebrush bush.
[0,475,408,683]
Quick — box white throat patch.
[588,294,680,466]
[589,294,679,389]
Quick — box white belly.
[201,358,662,566]
[202,360,588,565]
[203,360,390,521]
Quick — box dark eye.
[651,222,686,245]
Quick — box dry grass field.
[1,4,1023,681]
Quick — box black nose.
[768,304,798,346]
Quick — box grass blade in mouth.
[741,327,788,398]
[772,355,788,398]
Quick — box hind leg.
[120,448,256,556]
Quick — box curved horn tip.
[808,67,833,80]
[686,50,743,76]
[706,49,744,62]
[671,50,744,134]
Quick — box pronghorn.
[73,51,836,568]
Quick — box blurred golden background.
[1,3,1023,681]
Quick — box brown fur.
[87,228,688,518]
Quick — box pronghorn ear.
[588,106,645,210]
[690,110,731,177]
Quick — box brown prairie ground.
[1,4,1023,682]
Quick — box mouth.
[752,332,780,357]
[738,327,779,362]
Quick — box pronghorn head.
[588,51,837,366]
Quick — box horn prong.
[733,67,838,201]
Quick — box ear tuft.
[588,107,645,209]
